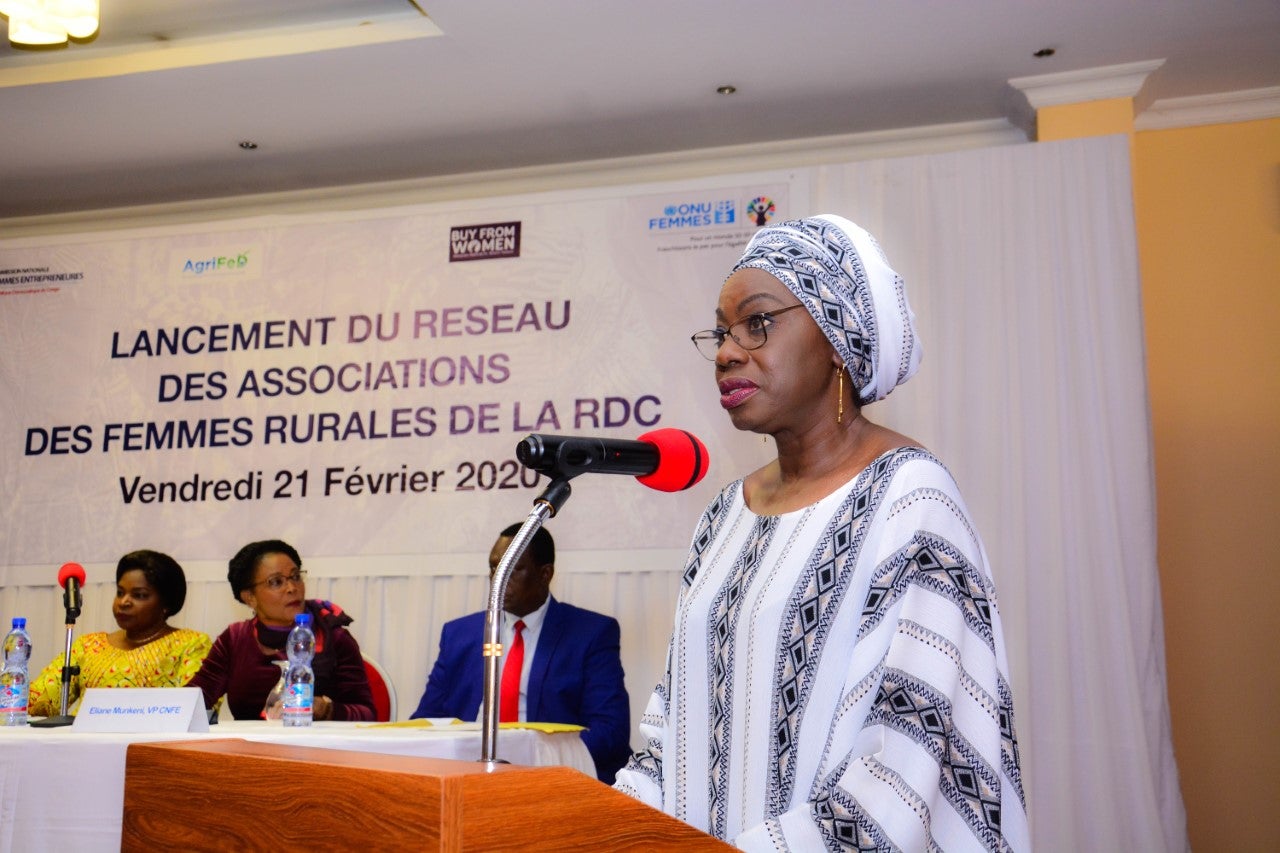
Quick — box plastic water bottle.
[281,613,315,727]
[0,618,33,726]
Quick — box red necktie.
[499,619,525,723]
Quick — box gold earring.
[836,365,844,425]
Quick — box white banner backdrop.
[1,180,796,570]
[0,139,1187,851]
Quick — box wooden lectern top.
[122,738,733,852]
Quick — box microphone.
[29,562,87,727]
[516,428,709,492]
[58,562,85,623]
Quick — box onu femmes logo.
[647,199,736,230]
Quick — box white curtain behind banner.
[0,135,1186,851]
[808,136,1187,851]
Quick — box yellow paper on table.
[358,717,463,729]
[502,721,584,733]
[357,719,582,733]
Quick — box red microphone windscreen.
[58,562,86,588]
[635,428,710,492]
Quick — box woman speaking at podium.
[187,539,375,721]
[614,216,1029,851]
[28,549,211,716]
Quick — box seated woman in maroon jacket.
[188,539,375,721]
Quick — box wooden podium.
[121,739,732,851]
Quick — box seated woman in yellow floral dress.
[28,549,212,715]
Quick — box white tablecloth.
[0,720,593,851]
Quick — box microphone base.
[28,715,74,728]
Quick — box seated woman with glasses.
[187,539,375,721]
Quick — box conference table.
[0,719,594,852]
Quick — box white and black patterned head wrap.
[731,214,921,403]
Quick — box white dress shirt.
[474,595,550,722]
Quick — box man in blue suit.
[411,523,631,783]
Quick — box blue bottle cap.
[12,618,25,629]
[294,613,312,626]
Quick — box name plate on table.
[71,687,209,733]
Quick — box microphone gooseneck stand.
[478,429,705,767]
[29,582,81,728]
[479,476,572,771]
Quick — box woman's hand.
[313,694,334,721]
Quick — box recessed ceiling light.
[1033,47,1056,58]
[716,85,737,95]
[238,141,259,150]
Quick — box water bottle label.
[0,683,27,714]
[282,683,313,716]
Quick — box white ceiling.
[2,0,1278,219]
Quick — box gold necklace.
[128,625,169,647]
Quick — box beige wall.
[1038,97,1136,142]
[1040,101,1279,849]
[1134,117,1280,851]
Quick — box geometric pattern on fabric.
[628,661,672,790]
[860,535,996,652]
[674,483,736,818]
[867,668,1006,851]
[707,514,778,838]
[735,222,878,399]
[886,487,977,551]
[684,486,733,587]
[628,737,664,787]
[997,676,1027,811]
[733,214,923,404]
[609,444,1027,850]
[675,481,737,814]
[769,449,900,817]
[893,616,1025,818]
[898,617,1002,723]
[813,770,900,852]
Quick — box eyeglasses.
[252,570,306,591]
[690,304,807,361]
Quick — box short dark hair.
[116,550,187,616]
[228,539,302,603]
[499,522,555,566]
